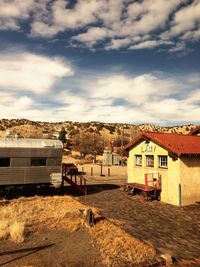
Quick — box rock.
[160,254,174,266]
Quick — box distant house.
[124,132,200,206]
[102,150,121,166]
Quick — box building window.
[158,156,168,168]
[31,158,46,166]
[146,155,154,167]
[0,158,10,167]
[135,155,142,166]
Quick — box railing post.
[100,164,103,176]
[145,174,148,191]
[84,179,87,196]
[91,167,93,176]
[108,168,110,176]
[178,184,182,207]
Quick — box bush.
[10,221,25,243]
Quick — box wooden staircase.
[62,164,87,195]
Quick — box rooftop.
[124,132,200,156]
[0,138,63,148]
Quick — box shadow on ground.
[0,183,120,200]
[0,244,55,267]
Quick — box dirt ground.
[0,228,101,267]
[0,186,158,267]
[1,163,200,266]
[74,169,200,265]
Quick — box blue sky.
[0,0,200,125]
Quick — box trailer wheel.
[140,191,148,201]
[124,186,132,195]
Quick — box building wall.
[180,155,200,206]
[127,140,181,206]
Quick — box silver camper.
[0,138,63,189]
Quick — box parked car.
[64,163,78,175]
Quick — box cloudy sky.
[0,0,200,125]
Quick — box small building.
[124,132,200,206]
[102,150,121,166]
[0,137,63,189]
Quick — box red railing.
[62,164,87,195]
[144,173,161,191]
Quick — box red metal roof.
[124,132,200,156]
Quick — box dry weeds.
[0,195,157,265]
[89,219,156,266]
[0,220,9,239]
[10,221,25,243]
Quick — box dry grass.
[0,195,85,243]
[0,221,9,239]
[10,221,25,243]
[0,196,157,265]
[89,219,156,266]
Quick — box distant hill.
[0,119,197,140]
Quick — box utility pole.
[121,128,124,164]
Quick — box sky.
[0,0,200,125]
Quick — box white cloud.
[72,27,109,47]
[168,42,186,53]
[0,92,34,119]
[82,73,180,105]
[0,63,199,123]
[31,21,62,38]
[51,71,200,123]
[129,40,173,50]
[0,0,37,30]
[162,0,200,43]
[143,97,200,122]
[105,38,132,50]
[1,0,199,52]
[0,51,73,94]
[122,0,181,36]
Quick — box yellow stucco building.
[124,132,200,206]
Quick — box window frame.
[158,155,168,168]
[0,157,10,167]
[146,155,154,167]
[31,158,47,167]
[135,155,142,166]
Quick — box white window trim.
[158,155,168,168]
[146,155,154,167]
[135,155,142,166]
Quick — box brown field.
[1,162,200,266]
[0,194,158,267]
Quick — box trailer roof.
[0,138,63,148]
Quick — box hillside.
[0,118,196,139]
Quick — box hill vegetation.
[0,119,197,158]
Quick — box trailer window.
[158,156,168,168]
[135,155,142,166]
[31,158,46,166]
[146,155,154,167]
[0,158,10,167]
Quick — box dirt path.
[77,184,200,261]
[0,228,102,267]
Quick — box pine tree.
[59,127,67,144]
